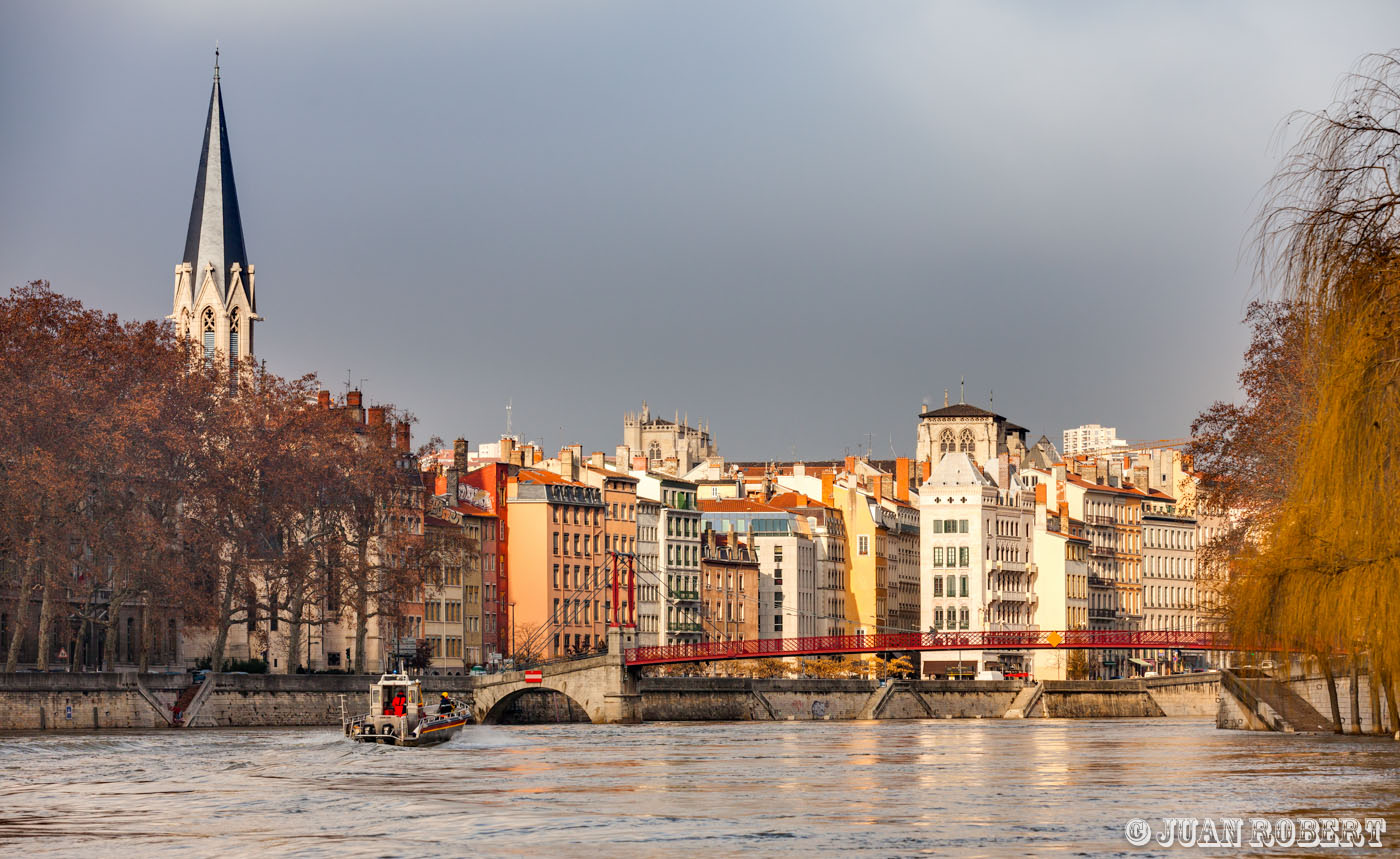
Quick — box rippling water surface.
[3,718,1399,856]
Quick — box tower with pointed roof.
[169,50,259,373]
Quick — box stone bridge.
[471,628,641,724]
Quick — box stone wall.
[1144,674,1220,717]
[0,671,1220,730]
[0,673,477,732]
[638,678,1022,722]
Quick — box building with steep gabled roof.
[169,51,259,373]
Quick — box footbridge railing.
[624,630,1230,666]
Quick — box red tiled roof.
[514,468,586,487]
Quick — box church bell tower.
[169,50,259,371]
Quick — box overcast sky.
[3,2,1397,459]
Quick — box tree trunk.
[1319,653,1343,733]
[286,591,305,674]
[4,556,40,673]
[1383,669,1400,741]
[34,569,58,672]
[102,593,126,670]
[1370,655,1384,734]
[1349,653,1362,734]
[209,558,239,671]
[137,599,150,673]
[354,588,370,674]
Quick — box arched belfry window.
[959,429,975,454]
[229,309,241,373]
[201,307,216,362]
[939,429,955,454]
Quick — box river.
[2,718,1398,856]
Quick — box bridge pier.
[601,627,642,724]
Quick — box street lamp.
[509,601,516,660]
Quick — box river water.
[2,718,1398,857]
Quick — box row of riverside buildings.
[215,394,1221,680]
[3,62,1222,679]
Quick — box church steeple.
[170,50,258,370]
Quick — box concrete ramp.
[1218,669,1333,733]
[1003,682,1043,718]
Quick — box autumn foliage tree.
[1195,52,1400,734]
[0,281,437,674]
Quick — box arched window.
[201,307,216,362]
[959,429,975,453]
[228,309,240,372]
[648,441,662,463]
[939,429,955,454]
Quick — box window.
[959,547,970,566]
[858,535,870,555]
[959,519,969,534]
[959,575,968,598]
[201,307,216,362]
[933,577,943,597]
[228,309,240,375]
[946,574,955,596]
[939,429,955,454]
[959,429,974,453]
[932,547,943,567]
[934,608,944,629]
[959,607,970,629]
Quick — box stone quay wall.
[0,671,1219,730]
[0,673,476,732]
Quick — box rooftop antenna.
[344,369,352,398]
[959,376,965,404]
[990,389,994,408]
[505,399,513,438]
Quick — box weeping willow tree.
[1223,52,1400,734]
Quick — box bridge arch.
[478,685,592,724]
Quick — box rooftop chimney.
[317,390,330,410]
[367,406,386,427]
[394,421,411,453]
[895,457,910,502]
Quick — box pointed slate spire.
[182,48,248,302]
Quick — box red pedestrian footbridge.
[623,630,1230,667]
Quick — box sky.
[4,1,1398,460]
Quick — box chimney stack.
[394,421,411,453]
[346,389,364,424]
[317,390,331,410]
[590,451,606,470]
[895,457,910,502]
[367,406,386,427]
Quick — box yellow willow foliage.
[1234,265,1400,673]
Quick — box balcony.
[1088,576,1114,588]
[671,590,700,602]
[1090,546,1116,559]
[670,622,704,633]
[1088,514,1116,526]
[1088,608,1116,620]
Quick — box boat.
[342,672,469,747]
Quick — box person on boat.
[391,692,406,717]
[437,691,454,715]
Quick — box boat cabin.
[372,673,423,717]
